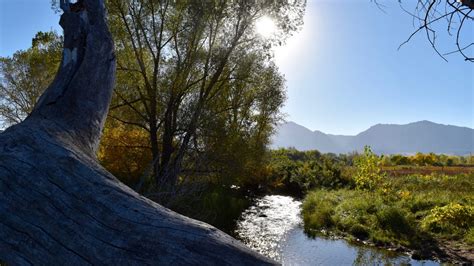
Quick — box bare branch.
[397,0,473,61]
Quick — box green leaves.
[104,0,305,187]
[354,146,385,191]
[0,31,62,126]
[421,203,474,233]
[264,148,351,193]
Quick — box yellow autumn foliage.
[421,203,474,232]
[98,122,151,186]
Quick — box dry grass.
[382,166,474,176]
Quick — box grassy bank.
[302,172,474,261]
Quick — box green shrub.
[303,200,334,230]
[265,149,353,193]
[302,191,339,234]
[350,224,369,240]
[376,207,412,235]
[370,231,393,246]
[409,198,437,213]
[353,146,385,190]
[421,203,474,233]
[465,227,474,245]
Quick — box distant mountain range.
[271,121,474,155]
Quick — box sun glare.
[255,16,276,38]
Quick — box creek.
[234,195,439,265]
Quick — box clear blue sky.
[1,0,473,135]
[1,0,61,54]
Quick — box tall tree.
[0,0,273,264]
[195,55,286,186]
[107,0,306,188]
[0,31,62,126]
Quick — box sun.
[255,16,276,38]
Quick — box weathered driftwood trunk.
[0,0,275,264]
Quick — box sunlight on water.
[235,195,439,266]
[235,195,301,261]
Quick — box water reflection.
[235,195,301,261]
[235,195,439,266]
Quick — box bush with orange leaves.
[98,122,152,187]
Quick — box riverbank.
[301,173,474,264]
[235,195,439,265]
[147,148,473,264]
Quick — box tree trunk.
[149,121,159,177]
[0,0,275,264]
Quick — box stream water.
[235,195,439,265]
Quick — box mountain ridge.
[271,121,474,155]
